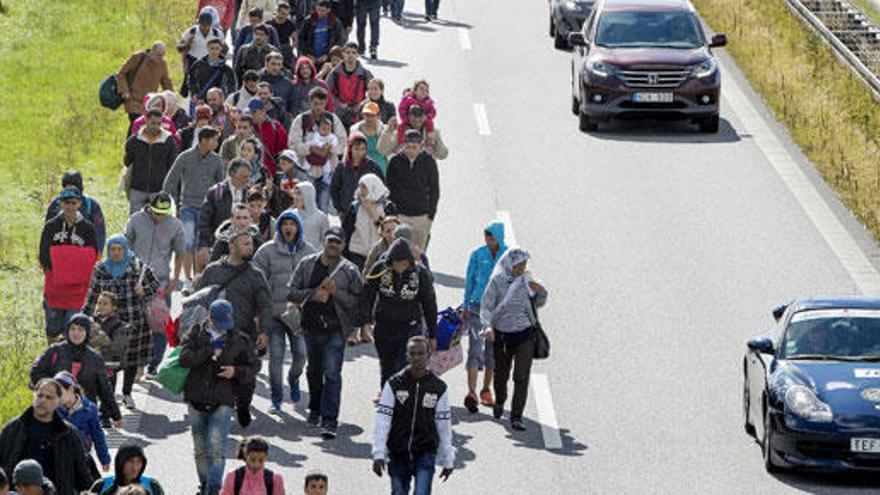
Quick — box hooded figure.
[253,209,317,317]
[102,235,134,280]
[30,314,122,423]
[463,221,508,308]
[330,132,384,217]
[290,56,335,117]
[294,182,331,249]
[342,173,396,268]
[129,93,180,142]
[479,247,548,336]
[90,443,165,494]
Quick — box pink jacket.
[398,91,436,123]
[220,468,285,495]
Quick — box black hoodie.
[88,444,165,494]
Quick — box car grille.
[619,69,691,89]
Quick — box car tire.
[571,94,580,116]
[699,115,720,134]
[762,406,780,473]
[554,31,568,50]
[550,16,556,38]
[579,112,598,132]
[743,365,755,436]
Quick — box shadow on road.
[364,58,409,69]
[772,471,880,493]
[433,271,465,290]
[587,118,742,145]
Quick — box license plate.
[851,437,880,453]
[633,92,674,103]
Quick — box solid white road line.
[497,210,517,246]
[532,373,563,450]
[459,27,472,51]
[722,63,880,295]
[474,103,492,136]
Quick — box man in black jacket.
[297,1,346,66]
[184,39,237,107]
[179,299,258,495]
[124,110,178,215]
[362,239,437,389]
[372,336,454,492]
[0,379,93,495]
[196,159,253,272]
[386,130,439,252]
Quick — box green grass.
[0,0,194,423]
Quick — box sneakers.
[290,382,302,403]
[479,389,495,407]
[511,419,527,431]
[307,411,321,426]
[268,402,282,416]
[492,404,503,419]
[370,49,378,60]
[464,393,478,414]
[122,395,136,410]
[237,404,252,428]
[320,425,337,439]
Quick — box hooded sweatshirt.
[463,221,508,307]
[330,133,384,216]
[162,143,225,208]
[124,126,178,193]
[294,182,331,248]
[479,248,549,334]
[59,395,110,467]
[290,56,335,117]
[39,212,99,310]
[253,210,317,316]
[124,206,186,283]
[89,443,165,494]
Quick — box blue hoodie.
[463,221,507,307]
[277,209,304,252]
[59,395,111,466]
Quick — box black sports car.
[549,0,594,49]
[744,297,880,472]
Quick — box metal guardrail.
[786,0,880,100]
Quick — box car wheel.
[699,115,720,134]
[571,94,580,116]
[550,16,556,38]
[555,31,569,50]
[743,364,755,436]
[762,406,779,473]
[579,112,598,132]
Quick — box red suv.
[568,0,727,132]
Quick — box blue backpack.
[100,475,154,494]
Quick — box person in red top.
[247,98,288,176]
[325,42,374,129]
[39,187,100,343]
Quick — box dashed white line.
[496,210,517,246]
[458,27,472,51]
[532,373,563,450]
[474,103,491,136]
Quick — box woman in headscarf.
[82,235,160,411]
[30,313,122,428]
[478,248,549,431]
[129,92,180,143]
[292,181,331,249]
[342,173,397,272]
[163,89,192,133]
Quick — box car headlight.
[588,60,611,78]
[691,58,718,79]
[785,385,833,422]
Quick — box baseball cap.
[150,192,173,215]
[13,459,48,486]
[279,150,297,163]
[247,98,265,112]
[407,104,425,117]
[209,299,235,330]
[404,129,423,144]
[59,185,82,201]
[362,102,379,116]
[324,226,345,242]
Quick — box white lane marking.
[459,27,472,51]
[532,373,563,450]
[722,63,880,295]
[474,103,491,136]
[497,210,517,246]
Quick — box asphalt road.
[103,0,880,492]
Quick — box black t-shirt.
[302,259,341,330]
[268,18,297,48]
[25,419,55,481]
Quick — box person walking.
[355,0,381,59]
[372,336,454,494]
[116,42,174,132]
[479,248,548,431]
[329,132,384,218]
[325,42,373,129]
[88,444,165,495]
[252,210,317,414]
[178,9,226,69]
[81,235,161,410]
[287,227,364,439]
[267,2,298,70]
[179,300,259,495]
[219,436,285,495]
[351,102,388,175]
[197,159,253,272]
[235,25,276,83]
[184,39,237,107]
[289,56,334,119]
[9,459,56,495]
[54,372,111,479]
[123,109,178,215]
[297,1,346,65]
[362,239,437,390]
[45,170,107,254]
[292,181,331,249]
[385,130,439,252]
[341,173,395,272]
[461,221,507,413]
[363,216,400,277]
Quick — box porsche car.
[743,297,880,472]
[549,0,594,49]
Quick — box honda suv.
[568,0,727,133]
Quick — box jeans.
[179,206,201,252]
[374,323,421,388]
[128,189,152,216]
[304,329,345,428]
[465,303,493,371]
[267,317,307,404]
[383,0,392,11]
[356,5,381,51]
[43,299,77,339]
[424,0,440,17]
[389,453,436,495]
[493,330,535,421]
[189,404,233,494]
[392,0,405,19]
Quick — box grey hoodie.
[294,181,331,248]
[253,210,317,316]
[479,248,548,334]
[162,146,224,209]
[124,208,186,283]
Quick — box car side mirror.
[772,304,787,322]
[568,32,588,47]
[747,336,775,354]
[709,33,727,48]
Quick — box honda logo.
[647,73,659,85]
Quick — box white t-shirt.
[181,25,224,60]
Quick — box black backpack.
[234,466,274,495]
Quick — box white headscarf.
[356,173,389,202]
[490,247,532,315]
[162,90,178,116]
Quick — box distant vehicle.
[744,297,880,473]
[549,0,594,50]
[568,0,726,133]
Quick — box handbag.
[147,290,170,334]
[157,347,190,395]
[531,298,550,360]
[175,265,249,341]
[279,303,302,334]
[428,345,463,376]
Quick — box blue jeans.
[392,0,405,19]
[179,206,201,252]
[304,329,345,428]
[43,299,77,339]
[424,0,440,16]
[356,5,381,50]
[389,453,436,495]
[267,317,307,404]
[383,0,392,11]
[188,404,233,494]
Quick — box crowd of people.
[1,1,551,494]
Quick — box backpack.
[234,466,274,495]
[99,51,148,110]
[100,475,154,494]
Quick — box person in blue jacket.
[54,371,111,479]
[44,170,107,253]
[461,220,507,413]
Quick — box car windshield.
[781,309,880,360]
[595,11,705,49]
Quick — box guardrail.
[787,0,880,100]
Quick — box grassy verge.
[693,0,880,242]
[0,0,193,423]
[850,0,880,27]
